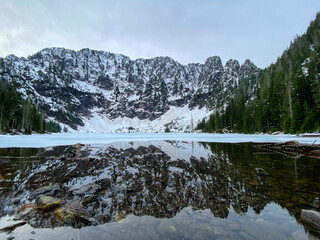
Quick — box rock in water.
[255,168,268,176]
[36,195,62,211]
[73,183,100,195]
[301,210,320,229]
[29,184,61,199]
[53,200,96,227]
[16,203,37,219]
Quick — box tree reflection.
[0,142,320,238]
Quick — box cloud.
[0,0,319,67]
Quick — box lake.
[0,134,320,239]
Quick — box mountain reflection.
[0,141,320,238]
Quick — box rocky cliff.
[0,48,260,132]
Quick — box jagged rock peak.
[145,56,176,62]
[4,54,20,61]
[242,59,256,68]
[12,47,258,72]
[204,56,223,69]
[34,47,74,57]
[0,46,261,132]
[240,59,259,79]
[225,59,240,72]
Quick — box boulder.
[301,210,320,229]
[73,143,85,148]
[29,184,61,199]
[53,200,96,227]
[36,195,62,211]
[16,203,37,219]
[255,168,268,176]
[73,184,100,195]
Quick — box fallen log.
[0,221,26,233]
[254,141,320,159]
[301,135,320,138]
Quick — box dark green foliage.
[172,77,179,95]
[114,85,120,100]
[44,120,62,133]
[0,79,61,134]
[144,81,153,96]
[160,80,168,110]
[198,13,320,134]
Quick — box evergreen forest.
[0,79,61,134]
[197,12,320,134]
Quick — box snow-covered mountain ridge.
[0,47,260,132]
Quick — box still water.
[0,141,319,239]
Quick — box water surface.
[0,141,319,239]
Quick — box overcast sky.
[0,0,319,68]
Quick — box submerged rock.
[16,203,37,219]
[73,183,101,195]
[301,210,320,229]
[53,200,96,227]
[29,184,61,199]
[36,195,62,211]
[255,168,268,176]
[73,143,85,148]
[255,141,320,159]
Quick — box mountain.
[0,48,259,133]
[198,12,320,134]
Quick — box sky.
[0,0,319,68]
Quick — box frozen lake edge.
[0,132,319,148]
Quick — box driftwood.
[0,221,26,233]
[301,135,320,138]
[254,141,320,159]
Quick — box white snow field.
[0,133,319,148]
[77,106,212,133]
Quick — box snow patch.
[79,105,212,133]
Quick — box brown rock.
[53,200,95,226]
[36,195,62,211]
[301,210,320,229]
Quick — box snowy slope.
[78,106,211,133]
[0,47,260,132]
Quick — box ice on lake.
[0,132,319,148]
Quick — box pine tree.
[173,77,179,95]
[160,80,168,107]
[114,85,120,100]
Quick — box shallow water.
[0,141,320,239]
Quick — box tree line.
[0,79,61,134]
[197,12,320,134]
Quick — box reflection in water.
[0,141,320,239]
